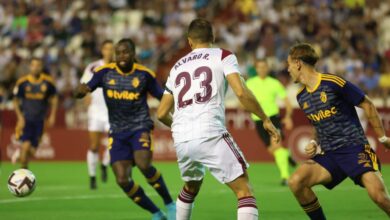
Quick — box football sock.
[273,147,290,179]
[177,187,197,220]
[122,180,160,214]
[87,150,98,177]
[237,196,258,220]
[143,166,173,205]
[301,198,326,220]
[102,148,110,166]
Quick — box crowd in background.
[1,0,390,117]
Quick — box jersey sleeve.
[80,64,94,83]
[13,82,25,98]
[147,74,164,100]
[47,81,57,97]
[222,52,241,76]
[340,81,365,106]
[86,70,104,92]
[164,73,173,95]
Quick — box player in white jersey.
[80,40,113,189]
[157,18,280,220]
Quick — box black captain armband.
[165,86,173,94]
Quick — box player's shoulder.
[85,59,104,72]
[41,74,56,85]
[219,48,234,61]
[321,73,346,88]
[94,62,117,73]
[296,85,306,99]
[133,63,156,78]
[15,75,29,86]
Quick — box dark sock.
[121,180,159,214]
[144,166,173,205]
[301,198,326,220]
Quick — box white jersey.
[165,48,241,143]
[80,59,108,117]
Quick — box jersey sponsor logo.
[307,106,337,122]
[132,77,140,88]
[320,91,327,103]
[25,92,45,100]
[108,79,116,85]
[106,89,140,100]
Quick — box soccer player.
[286,43,390,219]
[80,40,114,189]
[157,18,280,220]
[74,38,175,220]
[246,59,296,186]
[12,57,58,168]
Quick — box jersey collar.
[27,73,44,84]
[306,73,322,93]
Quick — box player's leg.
[288,160,332,220]
[361,171,390,216]
[19,141,32,168]
[110,132,165,219]
[133,131,174,208]
[255,118,291,185]
[112,160,164,216]
[176,180,202,220]
[226,172,257,220]
[87,131,102,189]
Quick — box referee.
[246,59,296,186]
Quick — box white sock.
[87,150,98,176]
[176,199,194,220]
[237,196,258,220]
[102,148,110,166]
[238,207,258,220]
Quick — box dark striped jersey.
[296,73,368,151]
[13,74,57,121]
[87,63,163,133]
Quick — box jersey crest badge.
[132,77,140,88]
[108,79,116,85]
[40,84,47,92]
[302,102,309,110]
[320,91,327,103]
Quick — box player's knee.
[89,146,99,152]
[288,173,305,191]
[136,162,151,173]
[115,177,129,188]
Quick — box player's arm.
[227,73,280,143]
[282,97,293,130]
[157,93,174,127]
[13,82,25,130]
[359,96,390,148]
[47,83,58,128]
[74,70,104,99]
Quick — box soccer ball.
[7,169,36,197]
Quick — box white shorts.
[175,132,249,184]
[88,115,109,132]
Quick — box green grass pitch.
[0,162,389,220]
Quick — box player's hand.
[282,116,293,130]
[263,118,281,144]
[382,138,390,150]
[74,84,91,99]
[305,140,319,158]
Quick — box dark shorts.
[255,115,283,147]
[108,129,153,165]
[19,120,44,148]
[313,144,381,189]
